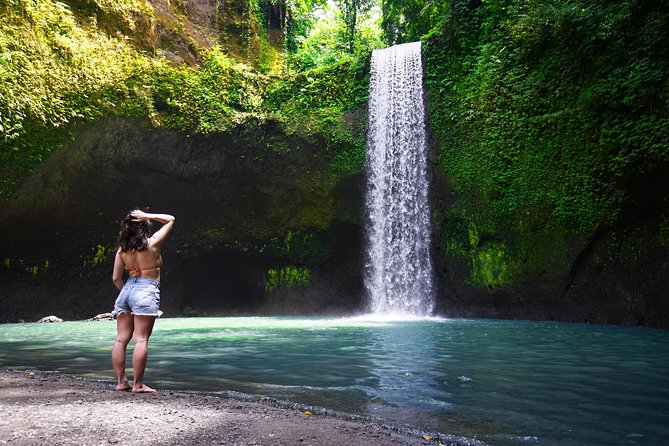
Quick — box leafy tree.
[284,0,329,52]
[287,0,381,71]
[380,0,449,44]
[341,0,375,52]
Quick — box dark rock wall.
[0,116,365,322]
[1,112,667,327]
[423,1,669,329]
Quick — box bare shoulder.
[147,242,162,254]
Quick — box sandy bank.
[0,370,459,446]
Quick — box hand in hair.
[131,210,149,222]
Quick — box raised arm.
[131,210,175,247]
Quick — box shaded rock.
[0,116,365,322]
[37,315,63,323]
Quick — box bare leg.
[112,313,134,391]
[131,315,156,393]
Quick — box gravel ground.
[0,370,444,446]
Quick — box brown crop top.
[127,256,163,278]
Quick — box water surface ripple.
[1,317,667,445]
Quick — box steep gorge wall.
[0,0,371,322]
[2,0,668,327]
[424,0,669,327]
[0,116,365,321]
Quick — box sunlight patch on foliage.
[0,0,142,141]
[263,265,312,292]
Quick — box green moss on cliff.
[425,0,669,289]
[0,0,167,196]
[1,0,369,200]
[265,55,370,182]
[0,0,294,198]
[263,265,311,292]
[260,230,330,265]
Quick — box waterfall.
[364,41,435,317]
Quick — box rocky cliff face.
[2,0,667,328]
[427,105,669,329]
[0,116,365,322]
[2,114,667,327]
[432,214,669,328]
[423,1,669,329]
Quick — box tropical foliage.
[2,0,668,295]
[425,0,669,287]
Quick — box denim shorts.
[112,277,163,318]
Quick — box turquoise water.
[0,317,667,445]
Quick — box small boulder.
[37,315,63,323]
[91,312,112,321]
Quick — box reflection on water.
[1,317,668,446]
[361,318,453,429]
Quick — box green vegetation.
[2,0,667,296]
[151,47,267,133]
[0,0,154,194]
[263,265,312,292]
[288,0,382,70]
[0,0,374,199]
[380,0,448,44]
[265,55,369,181]
[2,256,51,277]
[260,230,330,265]
[80,244,112,268]
[91,245,111,267]
[425,0,669,288]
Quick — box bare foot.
[115,381,132,391]
[131,384,156,393]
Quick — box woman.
[111,209,175,393]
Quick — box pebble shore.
[0,369,431,446]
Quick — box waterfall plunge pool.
[1,317,667,445]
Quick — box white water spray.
[364,41,435,317]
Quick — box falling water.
[364,41,435,316]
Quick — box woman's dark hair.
[117,209,153,252]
